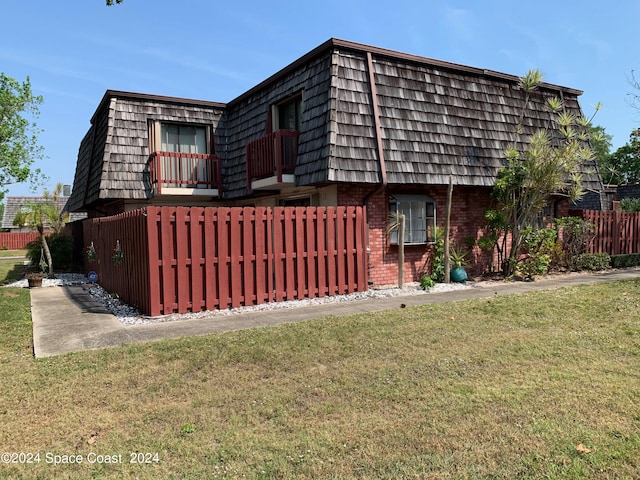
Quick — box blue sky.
[2,0,639,198]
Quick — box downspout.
[361,51,388,284]
[362,51,388,205]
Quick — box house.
[2,195,86,232]
[616,184,640,202]
[66,38,603,285]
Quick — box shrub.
[620,198,640,212]
[25,233,74,272]
[554,217,595,269]
[420,275,435,290]
[517,226,557,278]
[610,253,640,268]
[429,227,445,283]
[573,253,611,271]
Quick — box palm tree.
[13,184,65,277]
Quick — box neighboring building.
[1,195,86,232]
[66,38,603,284]
[616,184,640,201]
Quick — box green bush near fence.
[25,233,74,272]
[610,253,640,268]
[573,253,611,271]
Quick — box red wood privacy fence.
[0,232,39,250]
[571,209,640,255]
[83,206,368,317]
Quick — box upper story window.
[274,94,303,131]
[389,194,436,245]
[160,123,208,153]
[148,121,217,191]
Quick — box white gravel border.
[4,273,474,326]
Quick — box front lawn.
[0,251,28,285]
[0,277,639,479]
[0,249,27,258]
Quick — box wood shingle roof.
[67,38,602,211]
[2,196,85,230]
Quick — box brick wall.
[337,184,495,285]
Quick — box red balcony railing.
[148,151,222,195]
[246,130,299,187]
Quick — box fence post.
[613,210,620,255]
[397,214,405,288]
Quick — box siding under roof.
[67,92,225,211]
[327,44,600,190]
[222,51,333,197]
[67,39,602,210]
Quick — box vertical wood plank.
[190,207,204,312]
[203,208,218,311]
[326,207,337,296]
[345,206,356,292]
[295,207,307,299]
[218,207,230,309]
[306,207,318,298]
[284,207,296,300]
[254,207,267,305]
[336,206,347,293]
[176,207,190,312]
[230,208,243,308]
[273,207,285,302]
[161,207,177,314]
[266,207,274,303]
[316,207,327,297]
[356,206,367,291]
[243,206,256,305]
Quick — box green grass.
[0,248,27,258]
[0,250,28,285]
[0,269,639,478]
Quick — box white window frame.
[389,194,436,245]
[150,121,211,154]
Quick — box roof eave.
[227,38,583,108]
[90,90,227,124]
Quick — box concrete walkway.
[30,268,640,358]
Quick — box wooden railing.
[246,130,299,186]
[148,151,221,194]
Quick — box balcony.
[246,130,299,190]
[148,151,222,196]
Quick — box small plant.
[23,267,45,279]
[181,423,195,435]
[420,274,435,290]
[112,240,124,266]
[86,242,97,264]
[429,227,445,282]
[449,247,470,269]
